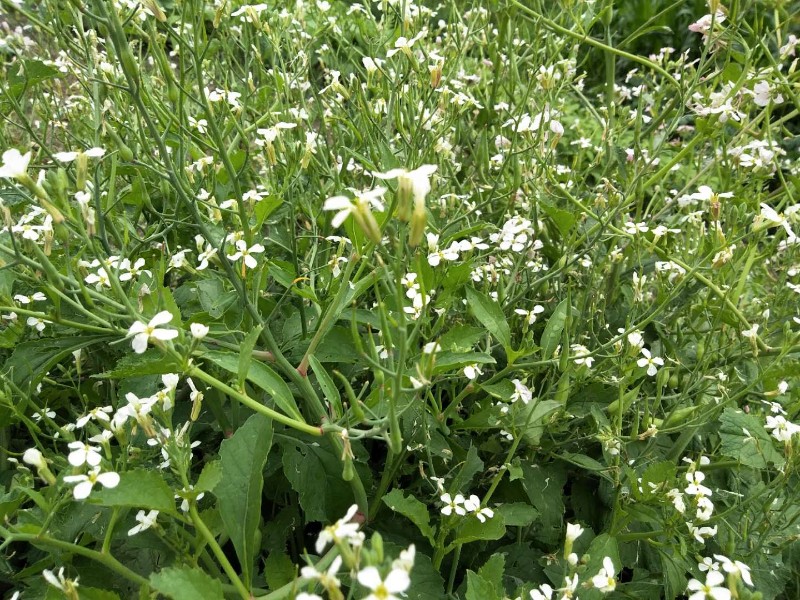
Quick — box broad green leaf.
[95,349,181,379]
[438,325,486,351]
[516,399,562,445]
[3,335,104,391]
[205,350,303,421]
[149,567,224,600]
[309,355,342,418]
[495,503,539,527]
[280,442,329,522]
[196,278,237,318]
[195,460,222,493]
[465,572,499,600]
[520,463,567,544]
[451,445,484,493]
[540,299,569,359]
[76,589,121,600]
[539,200,576,238]
[465,287,511,350]
[580,534,620,600]
[382,488,436,544]
[93,470,177,515]
[478,553,505,591]
[217,413,273,587]
[433,352,496,374]
[238,324,264,387]
[719,408,785,469]
[450,513,506,548]
[557,453,613,482]
[263,551,296,590]
[7,59,60,99]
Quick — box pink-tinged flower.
[63,467,120,500]
[127,311,179,354]
[357,566,410,600]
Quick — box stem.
[189,505,250,600]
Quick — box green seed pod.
[342,454,355,481]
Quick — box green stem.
[189,505,250,600]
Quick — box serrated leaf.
[3,335,104,391]
[450,514,506,548]
[217,413,273,587]
[465,287,511,351]
[149,567,224,600]
[382,489,436,544]
[541,299,568,359]
[495,503,539,527]
[93,470,177,515]
[719,408,785,469]
[205,350,303,421]
[196,460,222,493]
[466,572,499,600]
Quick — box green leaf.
[580,534,620,600]
[95,349,181,379]
[263,551,296,590]
[495,503,539,527]
[205,351,303,421]
[719,408,785,469]
[238,324,264,387]
[3,335,104,391]
[149,567,224,600]
[465,287,511,351]
[450,514,506,548]
[7,59,60,99]
[465,572,500,600]
[382,489,436,544]
[539,200,576,238]
[516,399,562,445]
[438,325,486,351]
[433,352,496,374]
[540,299,569,359]
[309,355,342,418]
[217,413,273,587]
[196,278,237,318]
[93,470,177,515]
[451,445,484,493]
[195,460,222,493]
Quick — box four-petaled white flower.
[591,556,617,592]
[0,149,32,179]
[357,566,411,600]
[227,239,265,271]
[515,305,545,325]
[440,492,466,516]
[63,467,120,500]
[127,311,179,354]
[128,509,160,536]
[686,571,731,600]
[53,147,106,162]
[637,348,664,376]
[315,504,363,553]
[67,441,102,467]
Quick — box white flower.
[43,567,78,593]
[226,239,265,270]
[0,149,32,179]
[67,441,102,467]
[765,415,800,442]
[323,187,386,227]
[190,323,210,339]
[713,554,753,587]
[751,81,783,107]
[127,311,179,354]
[686,571,731,600]
[685,471,712,497]
[128,510,159,536]
[301,555,342,590]
[440,493,466,516]
[315,504,362,553]
[565,522,584,543]
[392,544,416,572]
[591,556,617,592]
[63,467,120,500]
[357,566,411,600]
[637,348,664,376]
[22,448,46,469]
[463,364,482,380]
[530,584,554,600]
[53,147,106,162]
[515,305,544,325]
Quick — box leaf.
[149,567,224,600]
[95,349,181,379]
[3,335,104,391]
[205,351,303,421]
[465,287,511,351]
[382,489,436,544]
[541,299,569,359]
[238,324,264,387]
[217,413,273,587]
[580,534,620,600]
[196,278,237,318]
[195,460,222,493]
[451,445,484,493]
[263,552,296,590]
[516,399,562,445]
[438,325,486,351]
[309,355,342,418]
[93,470,177,515]
[465,572,500,600]
[6,59,60,99]
[450,513,506,548]
[495,503,539,527]
[719,408,785,469]
[520,463,566,544]
[539,200,576,238]
[280,442,329,522]
[433,352,496,374]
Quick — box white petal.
[73,480,94,499]
[132,333,149,354]
[357,566,382,590]
[323,196,353,211]
[152,328,179,341]
[97,472,120,488]
[149,311,174,327]
[384,568,411,593]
